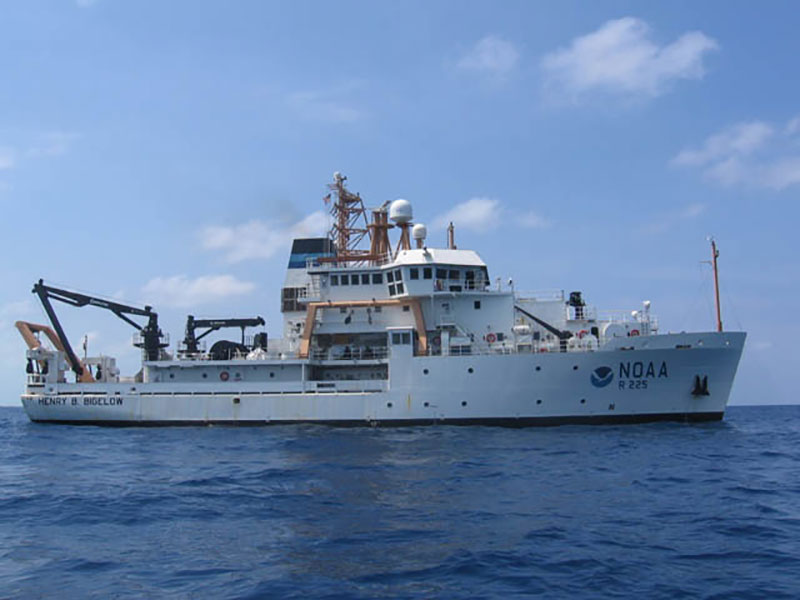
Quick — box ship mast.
[326,172,371,263]
[710,238,723,332]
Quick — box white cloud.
[141,275,256,308]
[541,17,718,101]
[0,147,16,170]
[641,203,706,235]
[674,117,800,190]
[286,83,365,123]
[433,197,501,233]
[26,132,79,158]
[517,210,552,229]
[202,211,328,263]
[672,122,773,167]
[457,36,519,78]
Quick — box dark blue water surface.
[1,406,800,599]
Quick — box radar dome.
[412,223,427,241]
[389,199,413,224]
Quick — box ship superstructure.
[18,173,745,425]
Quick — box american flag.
[323,193,331,205]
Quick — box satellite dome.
[389,199,413,224]
[412,223,427,241]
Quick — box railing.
[310,347,389,361]
[27,373,46,386]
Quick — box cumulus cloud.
[142,275,255,308]
[541,17,718,101]
[673,117,800,190]
[433,198,501,233]
[457,36,519,78]
[202,211,328,263]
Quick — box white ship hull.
[22,332,745,426]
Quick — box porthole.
[424,402,429,407]
[580,398,586,404]
[270,372,275,378]
[468,367,474,374]
[169,373,174,379]
[202,373,207,379]
[233,397,240,404]
[387,402,393,408]
[535,366,541,372]
[573,365,579,371]
[423,369,429,375]
[461,401,467,407]
[536,399,542,405]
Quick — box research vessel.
[18,173,745,426]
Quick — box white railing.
[27,373,46,386]
[310,347,389,361]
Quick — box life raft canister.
[220,371,230,381]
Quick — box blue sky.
[0,0,797,405]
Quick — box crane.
[32,279,168,380]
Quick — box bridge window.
[341,274,349,286]
[331,275,339,286]
[423,267,432,279]
[361,274,370,285]
[396,283,404,294]
[351,274,360,285]
[394,269,403,281]
[410,268,419,280]
[387,271,394,283]
[436,268,447,279]
[389,284,396,295]
[449,270,460,280]
[372,273,383,284]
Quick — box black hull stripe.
[30,412,724,428]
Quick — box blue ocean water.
[1,406,799,599]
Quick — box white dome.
[412,223,427,240]
[389,199,413,224]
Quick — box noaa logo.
[591,366,614,388]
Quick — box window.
[392,332,411,345]
[401,332,411,344]
[392,333,401,344]
[436,268,447,279]
[331,275,339,286]
[362,274,370,285]
[449,270,460,280]
[497,332,505,342]
[341,274,349,285]
[394,269,402,281]
[387,271,394,283]
[374,306,382,313]
[474,300,481,309]
[423,267,432,279]
[372,273,383,284]
[351,274,360,285]
[410,268,419,280]
[396,283,404,294]
[389,284,396,295]
[402,305,410,312]
[339,307,348,314]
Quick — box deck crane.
[32,279,168,381]
[181,315,266,356]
